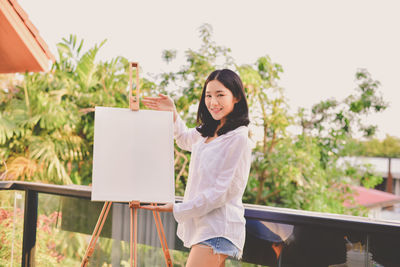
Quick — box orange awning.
[0,0,55,73]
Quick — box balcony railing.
[1,181,400,267]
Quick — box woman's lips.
[210,108,222,114]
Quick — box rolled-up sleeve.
[174,115,202,152]
[173,135,247,223]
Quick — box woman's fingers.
[142,100,159,109]
[142,98,158,102]
[142,99,158,104]
[141,99,156,105]
[143,96,162,101]
[142,104,159,110]
[140,94,174,112]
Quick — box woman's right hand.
[141,93,178,121]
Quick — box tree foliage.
[159,24,233,122]
[238,65,385,213]
[238,58,291,204]
[0,35,154,184]
[299,69,387,167]
[344,135,400,158]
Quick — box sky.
[19,0,400,138]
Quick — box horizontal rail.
[1,181,400,235]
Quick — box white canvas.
[91,107,175,203]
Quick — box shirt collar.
[220,126,248,138]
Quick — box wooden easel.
[80,62,173,267]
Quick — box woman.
[142,69,251,267]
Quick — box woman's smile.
[209,107,222,114]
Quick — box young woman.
[142,69,251,267]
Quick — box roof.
[344,185,400,209]
[0,0,55,73]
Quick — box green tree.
[237,57,291,204]
[295,69,387,194]
[299,69,388,167]
[237,58,361,213]
[353,135,400,158]
[158,24,234,194]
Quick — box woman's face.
[205,80,238,124]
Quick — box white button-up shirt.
[172,116,252,253]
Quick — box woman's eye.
[217,94,224,97]
[206,95,211,98]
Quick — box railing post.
[21,190,38,267]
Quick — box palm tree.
[0,35,147,185]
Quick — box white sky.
[19,0,400,138]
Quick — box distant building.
[341,157,400,195]
[339,157,400,220]
[344,185,400,220]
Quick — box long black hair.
[196,69,250,137]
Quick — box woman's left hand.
[142,203,173,212]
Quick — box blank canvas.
[91,107,175,203]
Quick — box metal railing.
[1,181,400,267]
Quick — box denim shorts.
[198,237,241,259]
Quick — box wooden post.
[387,157,393,193]
[129,62,140,111]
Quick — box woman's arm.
[142,203,173,212]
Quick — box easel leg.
[129,201,140,267]
[151,204,173,267]
[134,207,138,267]
[81,201,112,267]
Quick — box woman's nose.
[210,96,219,106]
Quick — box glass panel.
[35,193,111,266]
[369,231,399,266]
[30,192,399,266]
[0,190,25,266]
[35,194,263,266]
[35,193,187,266]
[242,219,382,267]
